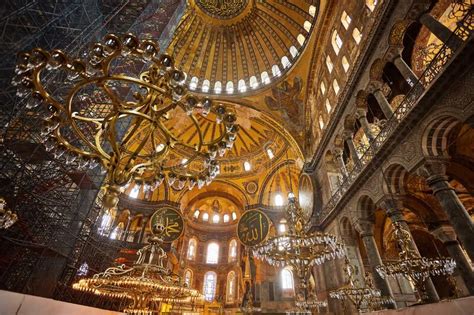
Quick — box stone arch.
[421,115,462,158]
[355,90,369,109]
[357,195,377,221]
[369,58,385,81]
[388,19,414,47]
[382,163,409,195]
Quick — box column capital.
[431,225,458,243]
[342,129,354,140]
[417,159,448,178]
[355,108,368,119]
[333,147,344,157]
[378,197,405,222]
[354,218,374,237]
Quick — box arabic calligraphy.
[150,207,184,242]
[237,210,270,247]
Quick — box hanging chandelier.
[375,222,456,302]
[13,33,238,209]
[253,194,345,311]
[330,259,394,312]
[73,217,203,314]
[0,197,18,229]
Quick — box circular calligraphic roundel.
[237,209,270,247]
[150,207,184,242]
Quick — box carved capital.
[333,147,344,158]
[431,225,457,243]
[378,197,404,222]
[342,129,354,141]
[367,81,383,94]
[354,219,374,237]
[355,108,367,120]
[417,160,447,178]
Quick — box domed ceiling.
[167,0,318,95]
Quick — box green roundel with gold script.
[237,209,270,247]
[150,207,184,242]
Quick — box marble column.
[382,199,440,302]
[420,13,463,50]
[432,225,474,295]
[355,108,376,142]
[373,89,394,119]
[420,161,474,262]
[393,55,419,87]
[333,148,348,178]
[355,219,396,308]
[343,130,362,169]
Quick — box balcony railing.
[316,10,473,225]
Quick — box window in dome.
[341,11,352,30]
[289,46,298,58]
[272,64,281,77]
[342,56,350,72]
[202,212,209,222]
[244,161,251,172]
[249,76,259,89]
[238,79,247,93]
[203,271,217,301]
[187,238,197,260]
[320,82,326,95]
[193,210,200,219]
[281,268,294,290]
[184,269,193,287]
[129,184,140,198]
[304,21,312,33]
[261,71,271,85]
[214,81,222,94]
[281,56,291,69]
[223,214,230,223]
[319,115,325,129]
[297,34,305,46]
[275,193,284,206]
[325,99,332,113]
[231,212,237,221]
[206,242,219,264]
[353,28,362,44]
[228,239,237,262]
[333,79,340,95]
[226,81,234,94]
[189,76,198,90]
[331,30,343,55]
[202,80,210,92]
[226,271,236,303]
[266,148,274,159]
[326,55,333,73]
[366,0,377,12]
[308,5,316,17]
[212,213,220,224]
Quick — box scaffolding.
[0,0,184,310]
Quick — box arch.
[382,163,409,195]
[214,81,222,94]
[206,242,219,264]
[422,115,461,157]
[357,195,377,220]
[261,71,270,84]
[203,271,217,301]
[184,268,193,287]
[187,238,197,260]
[297,34,305,46]
[308,5,317,17]
[226,81,234,94]
[228,239,238,262]
[281,56,291,69]
[331,30,343,55]
[189,76,199,90]
[258,159,299,205]
[341,11,352,30]
[272,64,281,77]
[226,271,236,303]
[281,268,294,291]
[369,58,385,81]
[249,76,259,89]
[304,21,312,32]
[238,79,247,92]
[202,79,210,92]
[290,46,298,58]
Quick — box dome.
[168,0,318,95]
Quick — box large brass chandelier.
[0,197,18,229]
[73,219,203,314]
[253,194,344,311]
[13,33,238,209]
[376,222,456,302]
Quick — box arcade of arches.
[0,0,473,315]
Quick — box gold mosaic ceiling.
[167,0,318,95]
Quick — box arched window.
[281,268,294,290]
[297,34,305,46]
[303,21,312,32]
[184,269,193,287]
[326,55,333,73]
[189,76,199,90]
[203,271,217,301]
[226,81,234,94]
[366,0,377,12]
[249,76,259,89]
[214,81,222,94]
[202,79,210,93]
[341,11,352,30]
[325,99,332,113]
[77,262,89,276]
[266,148,274,159]
[206,242,219,264]
[272,64,281,77]
[238,79,247,93]
[129,184,140,198]
[228,239,238,262]
[244,161,251,171]
[278,219,287,234]
[202,212,209,222]
[98,210,112,235]
[331,30,343,55]
[110,223,123,240]
[333,79,340,95]
[274,193,284,206]
[187,238,197,260]
[319,115,325,129]
[193,210,200,219]
[289,46,298,58]
[231,212,237,221]
[223,214,230,223]
[281,56,291,69]
[353,28,362,44]
[308,5,316,17]
[342,56,350,72]
[320,82,326,95]
[261,71,270,84]
[212,213,220,224]
[226,271,236,303]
